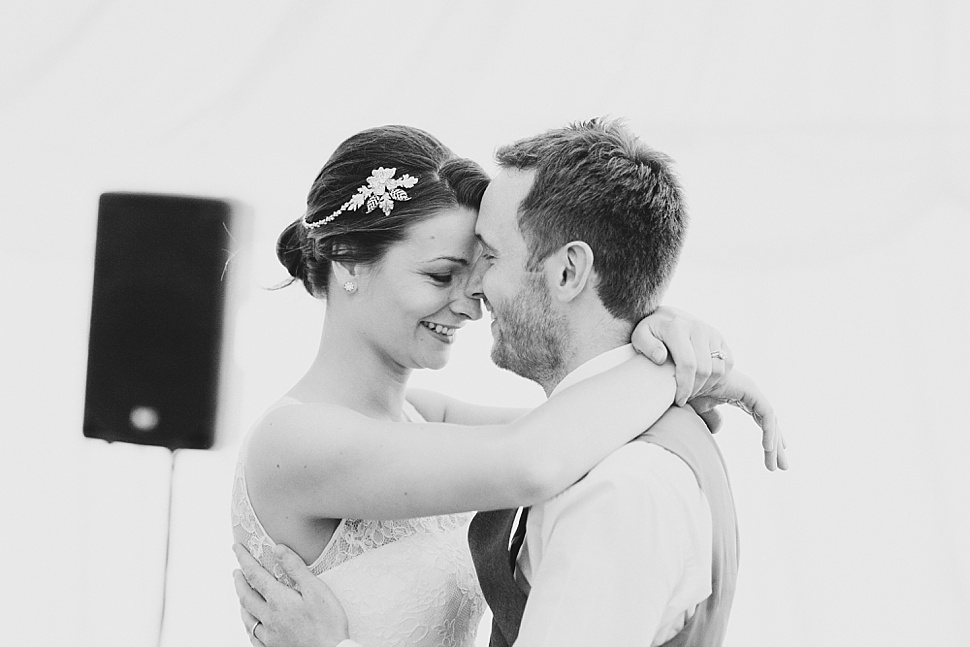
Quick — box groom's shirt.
[514,344,714,647]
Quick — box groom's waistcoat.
[467,406,740,647]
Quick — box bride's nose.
[465,256,485,302]
[452,271,482,321]
[452,289,482,322]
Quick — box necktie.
[468,507,530,647]
[508,507,530,572]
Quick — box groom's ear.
[546,240,595,303]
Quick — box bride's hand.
[689,369,788,471]
[631,306,787,471]
[631,305,733,406]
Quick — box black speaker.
[83,192,239,450]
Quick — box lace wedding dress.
[231,399,485,647]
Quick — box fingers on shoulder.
[233,565,268,615]
[273,544,319,591]
[233,544,273,588]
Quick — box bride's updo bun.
[276,219,310,284]
[277,125,490,297]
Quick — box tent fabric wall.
[1,2,967,645]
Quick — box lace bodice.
[230,399,485,647]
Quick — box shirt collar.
[549,344,638,398]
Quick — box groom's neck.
[538,318,634,397]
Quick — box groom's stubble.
[489,270,573,391]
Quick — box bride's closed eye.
[428,273,454,285]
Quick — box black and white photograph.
[1,2,967,646]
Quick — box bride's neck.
[289,313,410,422]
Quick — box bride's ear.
[330,258,358,283]
[328,242,364,293]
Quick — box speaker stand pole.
[157,448,179,647]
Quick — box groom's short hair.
[494,118,687,322]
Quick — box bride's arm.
[409,304,738,427]
[246,355,676,521]
[407,388,529,426]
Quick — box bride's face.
[353,206,483,371]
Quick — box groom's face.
[471,169,569,384]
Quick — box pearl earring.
[343,281,358,294]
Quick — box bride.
[231,124,784,647]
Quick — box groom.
[236,119,750,646]
[461,119,738,646]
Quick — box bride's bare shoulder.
[245,401,367,477]
[257,399,363,430]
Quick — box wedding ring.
[711,350,725,360]
[252,620,262,641]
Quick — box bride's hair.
[277,125,490,296]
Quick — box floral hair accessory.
[303,167,419,229]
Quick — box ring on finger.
[710,350,725,360]
[252,620,262,641]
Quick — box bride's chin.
[420,350,452,371]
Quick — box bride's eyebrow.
[422,255,470,266]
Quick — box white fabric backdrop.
[1,2,967,645]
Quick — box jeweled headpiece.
[302,167,419,229]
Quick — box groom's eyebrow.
[475,234,495,252]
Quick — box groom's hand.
[632,306,734,407]
[233,543,351,647]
